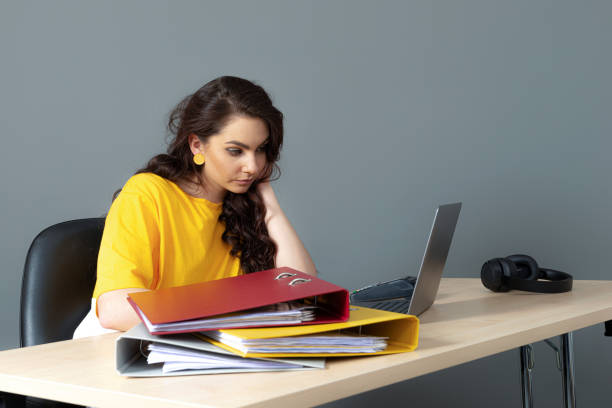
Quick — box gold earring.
[193,153,205,165]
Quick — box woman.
[74,76,316,336]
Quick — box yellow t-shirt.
[92,173,242,300]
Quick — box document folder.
[128,267,350,335]
[199,306,419,358]
[116,323,325,377]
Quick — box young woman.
[74,76,316,336]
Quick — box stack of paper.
[139,301,317,334]
[116,323,326,377]
[146,343,308,374]
[197,306,420,358]
[203,331,388,354]
[117,269,420,378]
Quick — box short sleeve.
[92,184,161,300]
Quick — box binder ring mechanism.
[289,278,311,286]
[274,272,312,286]
[275,272,297,280]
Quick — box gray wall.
[2,1,611,406]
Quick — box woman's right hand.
[97,288,150,331]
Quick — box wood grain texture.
[1,279,611,408]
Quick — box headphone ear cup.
[481,259,510,292]
[499,257,519,278]
[506,254,539,280]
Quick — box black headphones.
[481,254,573,293]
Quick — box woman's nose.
[241,154,257,174]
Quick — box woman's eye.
[256,146,266,153]
[227,148,242,156]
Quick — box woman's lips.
[234,179,253,185]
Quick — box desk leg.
[560,332,576,408]
[520,344,534,408]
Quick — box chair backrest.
[20,218,105,347]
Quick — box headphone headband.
[504,268,573,293]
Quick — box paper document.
[202,331,389,354]
[146,343,305,374]
[196,306,418,358]
[140,301,317,334]
[117,323,326,377]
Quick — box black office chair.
[1,218,105,408]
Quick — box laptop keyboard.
[373,299,411,313]
[354,297,412,314]
[350,276,416,314]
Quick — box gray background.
[1,1,611,406]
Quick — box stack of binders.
[116,267,419,377]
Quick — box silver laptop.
[350,202,461,316]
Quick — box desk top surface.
[1,278,612,408]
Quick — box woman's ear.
[188,133,206,155]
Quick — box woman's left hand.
[256,181,274,199]
[254,182,317,276]
[256,182,281,223]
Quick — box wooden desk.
[1,279,611,408]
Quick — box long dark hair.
[136,76,282,273]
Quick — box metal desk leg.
[560,332,576,408]
[520,344,534,408]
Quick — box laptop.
[350,202,462,316]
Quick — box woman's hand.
[97,288,150,331]
[255,182,317,276]
[256,182,281,223]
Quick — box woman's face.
[191,115,269,201]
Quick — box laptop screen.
[408,202,461,315]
